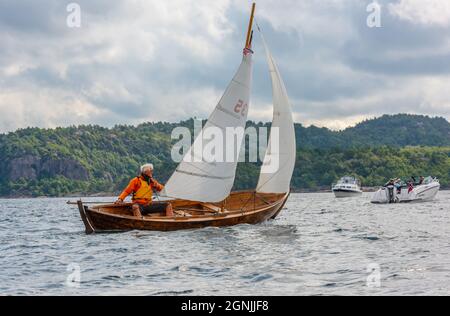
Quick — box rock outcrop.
[7,155,89,181]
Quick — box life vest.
[132,177,153,205]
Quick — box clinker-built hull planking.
[78,191,289,233]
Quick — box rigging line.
[255,19,261,33]
[255,19,277,71]
[154,191,161,201]
[255,193,272,205]
[239,195,253,213]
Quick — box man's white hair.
[140,163,154,173]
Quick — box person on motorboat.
[407,180,414,193]
[384,178,401,187]
[411,175,425,186]
[384,178,403,194]
[115,163,174,218]
[372,176,440,204]
[394,179,404,193]
[418,176,425,185]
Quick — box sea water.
[0,192,449,295]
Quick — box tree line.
[0,114,449,197]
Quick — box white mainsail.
[163,52,253,202]
[256,32,296,194]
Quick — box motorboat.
[371,176,440,204]
[332,176,363,198]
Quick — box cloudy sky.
[0,0,450,133]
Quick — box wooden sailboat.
[77,3,297,233]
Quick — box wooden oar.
[66,201,116,205]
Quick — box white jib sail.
[256,34,296,194]
[163,53,253,202]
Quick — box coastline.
[292,186,380,193]
[1,187,448,199]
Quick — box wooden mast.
[245,3,256,48]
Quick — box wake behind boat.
[76,3,297,233]
[332,176,362,198]
[371,176,440,204]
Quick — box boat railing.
[333,178,361,187]
[423,176,439,185]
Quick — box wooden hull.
[77,191,289,234]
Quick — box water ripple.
[0,192,449,295]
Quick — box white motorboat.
[332,176,363,198]
[371,176,440,204]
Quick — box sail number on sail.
[234,99,248,117]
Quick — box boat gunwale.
[332,188,363,193]
[86,191,289,223]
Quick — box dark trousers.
[138,202,169,214]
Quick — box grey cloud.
[0,0,449,133]
[342,0,450,76]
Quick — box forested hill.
[0,114,449,197]
[297,114,450,148]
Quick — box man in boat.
[418,176,425,185]
[407,177,415,193]
[411,176,425,186]
[384,178,402,194]
[115,163,174,217]
[384,178,398,187]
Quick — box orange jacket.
[118,176,164,205]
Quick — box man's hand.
[115,198,124,205]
